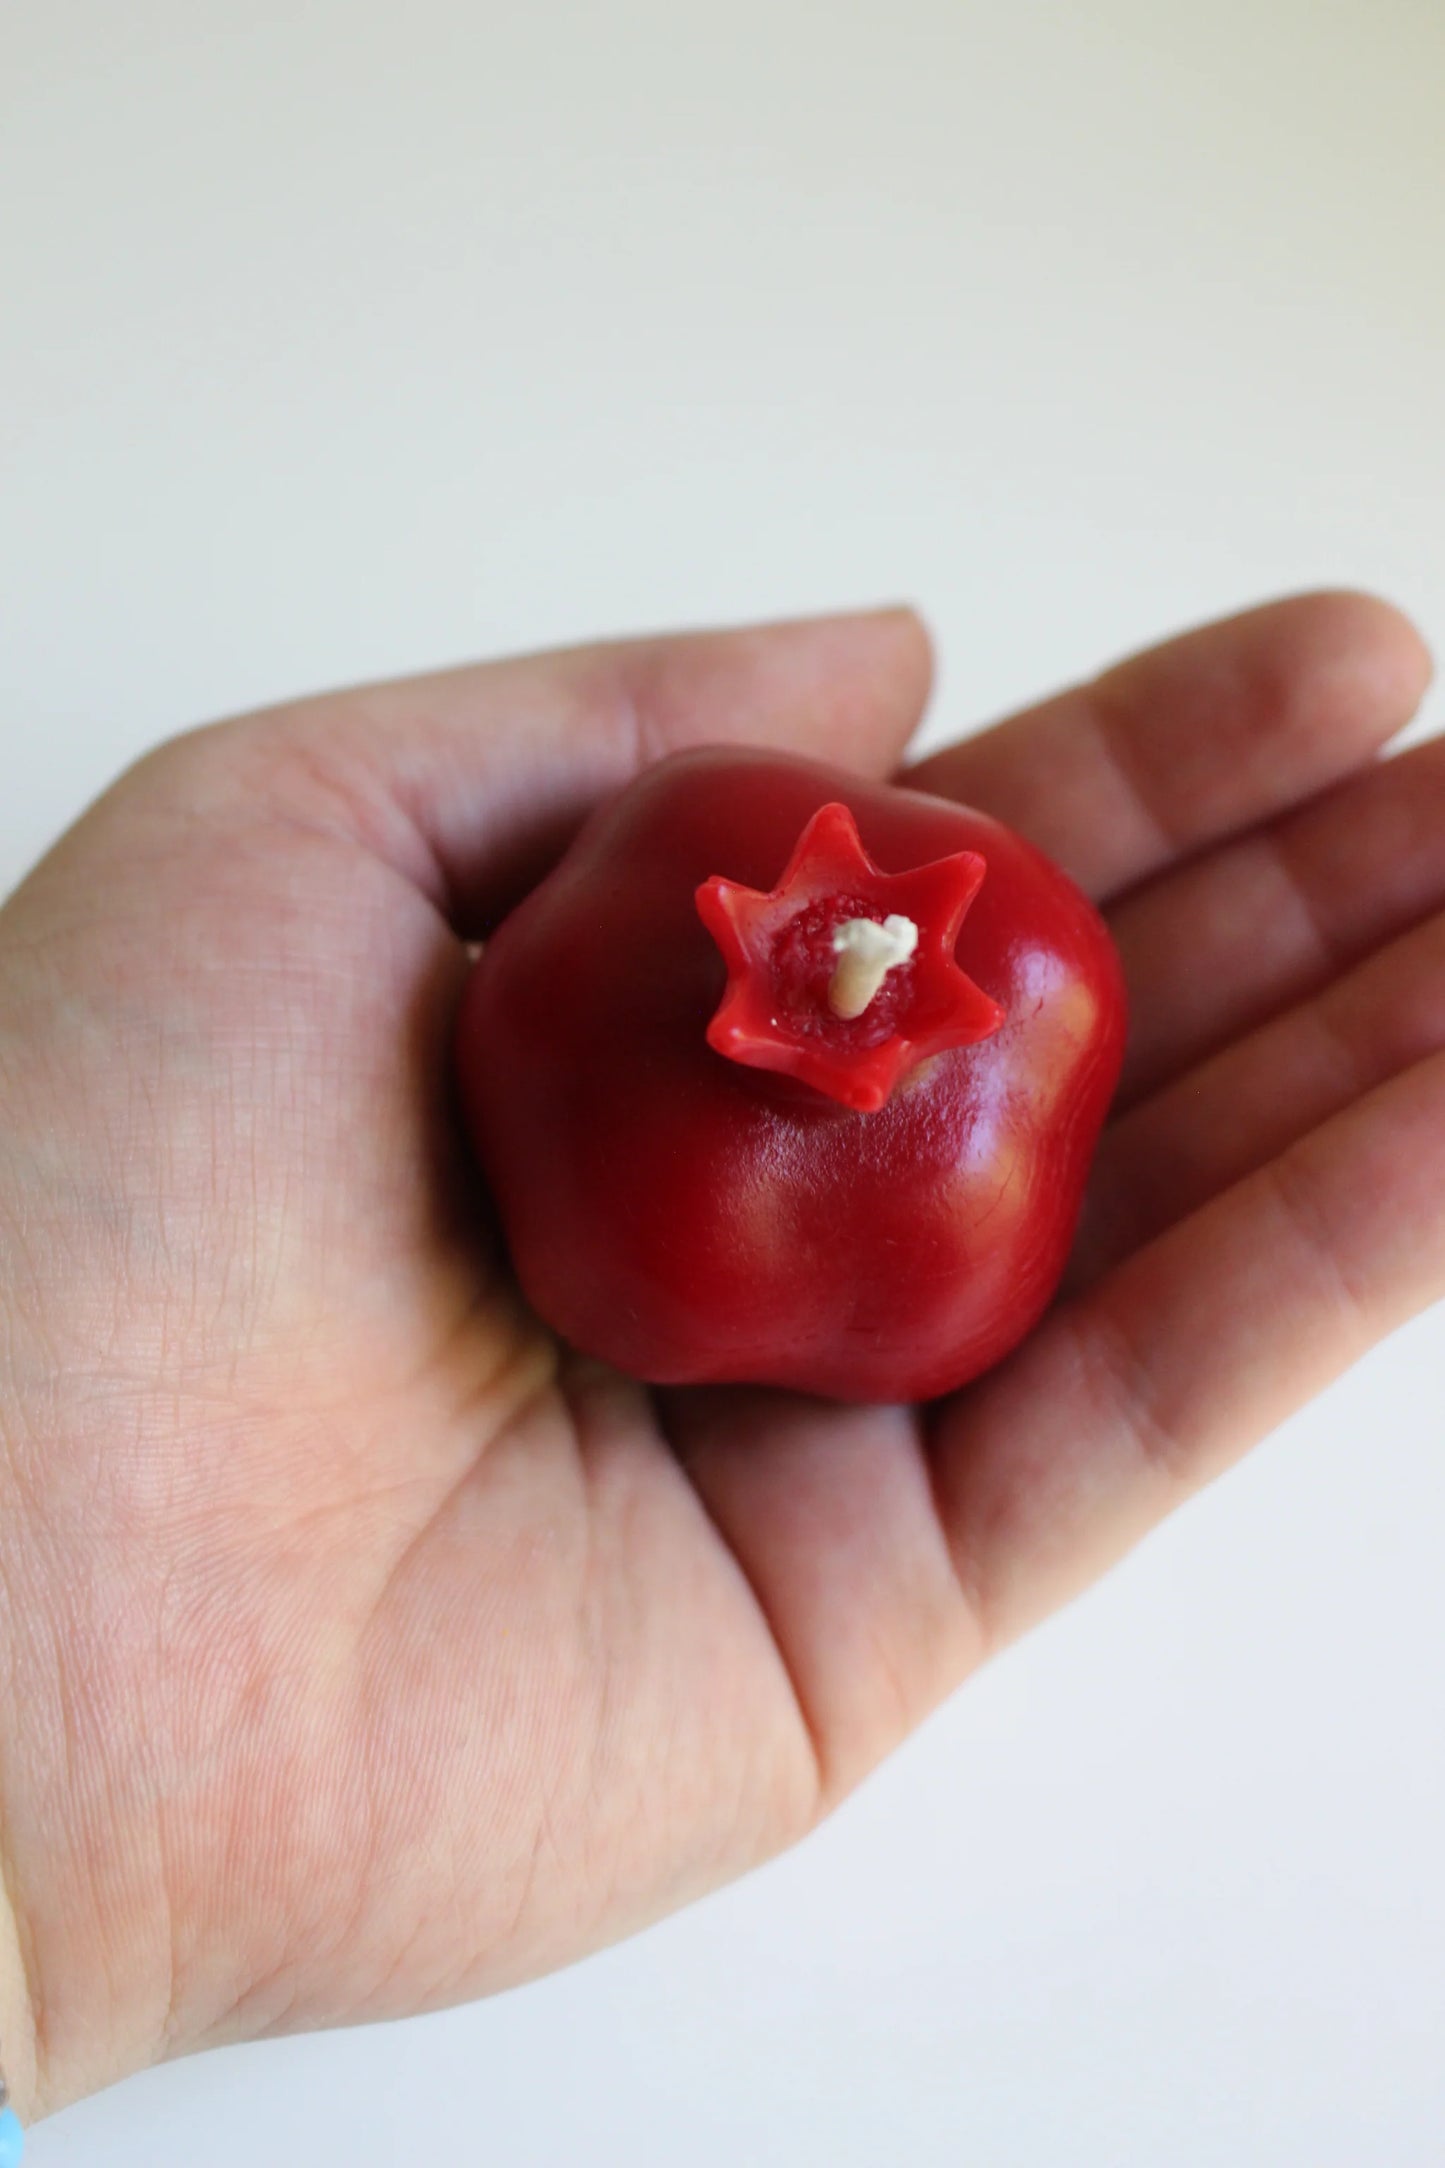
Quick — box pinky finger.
[931,1050,1445,1654]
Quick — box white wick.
[827,914,919,1020]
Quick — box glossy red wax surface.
[456,747,1126,1402]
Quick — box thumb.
[192,606,933,933]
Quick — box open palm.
[1,596,1438,2118]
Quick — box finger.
[904,591,1432,900]
[1109,734,1445,1108]
[1080,902,1445,1283]
[931,1049,1445,1653]
[233,607,933,931]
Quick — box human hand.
[0,595,1435,2119]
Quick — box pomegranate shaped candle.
[455,746,1126,1403]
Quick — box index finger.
[903,591,1432,900]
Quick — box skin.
[0,593,1438,2121]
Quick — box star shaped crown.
[695,800,1005,1113]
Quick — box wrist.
[0,1843,34,2128]
[0,1046,161,2120]
[0,1030,197,2121]
[0,1393,170,2124]
[0,1338,170,2120]
[0,1475,38,2126]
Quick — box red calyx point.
[695,801,1006,1113]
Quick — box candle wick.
[827,914,919,1021]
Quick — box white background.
[4,2,1444,2162]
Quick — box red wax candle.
[456,747,1126,1403]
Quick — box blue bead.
[0,2107,22,2166]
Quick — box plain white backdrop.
[4,2,1444,2162]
